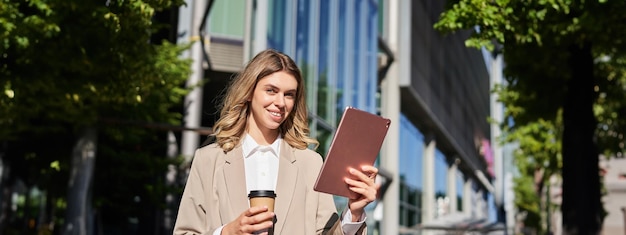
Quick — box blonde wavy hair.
[212,49,319,152]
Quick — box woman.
[173,49,379,235]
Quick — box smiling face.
[247,71,298,144]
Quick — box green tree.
[1,0,191,234]
[504,115,562,233]
[435,0,626,234]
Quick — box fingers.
[228,207,274,234]
[361,165,379,179]
[245,205,271,216]
[345,180,378,201]
[245,207,275,224]
[346,166,378,185]
[345,165,379,202]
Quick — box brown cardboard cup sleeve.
[248,190,277,212]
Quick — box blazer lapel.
[274,141,298,233]
[222,146,249,218]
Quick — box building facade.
[379,1,501,234]
[176,0,506,234]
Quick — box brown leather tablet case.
[313,106,391,199]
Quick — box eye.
[265,88,276,94]
[285,92,296,98]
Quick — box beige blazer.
[173,142,366,235]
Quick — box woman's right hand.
[221,206,275,235]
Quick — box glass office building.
[181,0,498,234]
[264,0,379,156]
[202,0,378,156]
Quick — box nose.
[274,93,285,108]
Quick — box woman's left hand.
[345,165,380,222]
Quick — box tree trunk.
[162,131,179,234]
[561,41,603,235]
[0,144,8,235]
[63,127,97,235]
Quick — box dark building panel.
[403,0,491,178]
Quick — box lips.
[268,110,283,122]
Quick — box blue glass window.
[399,114,424,188]
[268,0,287,51]
[435,150,448,195]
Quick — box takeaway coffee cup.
[249,190,277,235]
[248,190,277,212]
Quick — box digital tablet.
[313,106,391,199]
